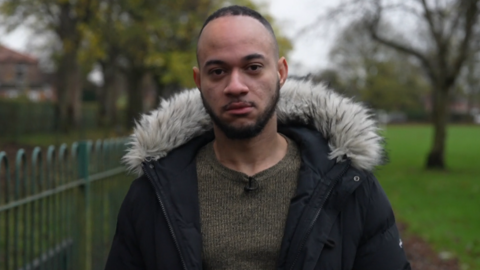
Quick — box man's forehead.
[196,16,276,63]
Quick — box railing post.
[78,141,92,270]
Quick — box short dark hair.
[196,5,279,62]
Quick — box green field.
[377,125,480,269]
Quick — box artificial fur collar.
[123,78,385,176]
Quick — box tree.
[80,0,123,129]
[1,0,293,131]
[311,69,348,95]
[0,0,98,131]
[361,61,428,112]
[324,0,480,169]
[76,0,207,129]
[86,0,292,130]
[327,21,428,112]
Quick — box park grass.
[377,125,480,269]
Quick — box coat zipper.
[288,185,335,270]
[288,162,351,270]
[143,163,188,270]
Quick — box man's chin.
[215,122,263,140]
[217,115,255,128]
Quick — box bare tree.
[325,0,480,169]
[327,20,429,113]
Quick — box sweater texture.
[196,136,301,269]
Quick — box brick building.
[0,44,54,101]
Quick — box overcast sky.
[0,0,341,75]
[258,0,341,74]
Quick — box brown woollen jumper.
[196,135,301,270]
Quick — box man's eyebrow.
[203,54,265,68]
[204,59,225,68]
[243,53,265,61]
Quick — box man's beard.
[201,80,280,140]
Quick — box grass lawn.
[376,125,480,269]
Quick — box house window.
[7,89,19,98]
[16,64,28,85]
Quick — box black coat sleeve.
[105,179,147,270]
[352,174,411,270]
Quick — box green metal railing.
[0,138,131,270]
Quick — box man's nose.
[224,69,248,96]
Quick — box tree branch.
[449,0,479,84]
[445,1,464,43]
[383,2,424,19]
[365,8,435,82]
[420,0,444,49]
[80,0,95,24]
[39,0,57,26]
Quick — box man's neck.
[212,118,288,176]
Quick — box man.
[106,5,411,270]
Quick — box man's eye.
[210,69,224,75]
[248,65,262,71]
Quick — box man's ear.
[277,57,289,86]
[193,66,201,90]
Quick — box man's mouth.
[224,101,254,115]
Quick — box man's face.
[193,15,288,140]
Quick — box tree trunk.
[98,63,119,128]
[55,3,83,132]
[126,71,145,130]
[55,48,82,132]
[152,73,182,105]
[55,59,70,133]
[108,73,120,129]
[69,60,82,129]
[152,73,163,107]
[426,84,450,169]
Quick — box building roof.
[0,44,38,64]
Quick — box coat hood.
[123,78,385,176]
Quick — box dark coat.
[105,126,411,270]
